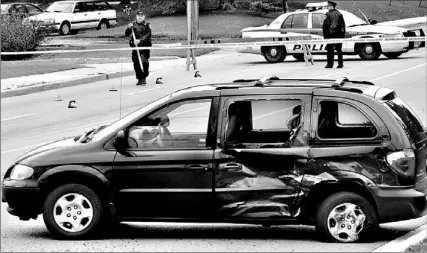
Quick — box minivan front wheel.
[43,184,103,239]
[316,192,378,243]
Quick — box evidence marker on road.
[156,77,163,84]
[194,71,202,78]
[68,100,77,108]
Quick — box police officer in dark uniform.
[125,10,152,85]
[322,1,346,68]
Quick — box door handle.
[219,163,242,172]
[185,164,209,172]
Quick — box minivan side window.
[312,13,326,29]
[127,99,212,150]
[224,99,302,147]
[318,101,377,139]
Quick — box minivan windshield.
[384,97,426,145]
[91,94,172,142]
[45,2,74,13]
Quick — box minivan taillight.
[386,149,416,179]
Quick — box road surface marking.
[125,86,167,96]
[315,51,426,79]
[1,113,36,122]
[371,63,427,81]
[1,142,50,155]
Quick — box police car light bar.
[306,2,329,11]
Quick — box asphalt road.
[1,48,427,252]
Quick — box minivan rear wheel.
[43,184,104,239]
[315,192,378,243]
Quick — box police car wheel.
[262,46,287,63]
[383,53,402,59]
[357,43,381,60]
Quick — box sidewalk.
[0,50,234,98]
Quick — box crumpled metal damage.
[304,155,400,186]
[216,158,305,218]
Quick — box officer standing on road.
[322,1,346,68]
[125,10,152,85]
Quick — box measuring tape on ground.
[1,37,425,55]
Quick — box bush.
[1,15,46,53]
[250,1,281,15]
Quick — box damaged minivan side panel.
[213,94,312,219]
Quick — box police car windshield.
[342,11,368,27]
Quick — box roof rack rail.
[332,77,375,88]
[254,75,280,86]
[332,77,349,87]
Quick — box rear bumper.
[2,179,41,220]
[371,186,427,223]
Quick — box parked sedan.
[26,0,117,35]
[1,2,43,18]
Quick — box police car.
[237,2,425,63]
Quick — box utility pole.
[186,0,199,71]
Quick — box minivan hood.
[15,137,78,166]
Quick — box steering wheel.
[156,124,172,148]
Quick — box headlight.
[381,33,403,38]
[10,165,34,180]
[44,18,54,24]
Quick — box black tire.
[59,22,71,36]
[262,46,287,63]
[315,192,378,243]
[97,20,109,30]
[43,184,104,239]
[357,43,381,60]
[293,54,305,61]
[383,52,402,59]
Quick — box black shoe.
[337,64,344,68]
[325,65,333,68]
[141,78,147,85]
[136,79,145,85]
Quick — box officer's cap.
[136,10,145,15]
[327,1,337,7]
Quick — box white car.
[237,2,425,63]
[27,0,117,35]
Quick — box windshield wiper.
[80,125,107,143]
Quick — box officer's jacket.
[125,21,152,47]
[322,9,346,39]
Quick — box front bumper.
[2,179,41,220]
[371,186,427,223]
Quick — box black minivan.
[2,77,427,242]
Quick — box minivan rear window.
[384,97,426,145]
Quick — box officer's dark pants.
[326,43,343,67]
[132,49,150,80]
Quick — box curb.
[373,224,427,252]
[0,56,179,99]
[1,70,135,99]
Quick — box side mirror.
[113,130,127,150]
